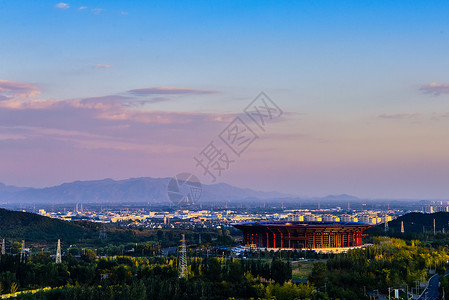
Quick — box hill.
[367,212,449,235]
[0,208,231,252]
[0,208,94,243]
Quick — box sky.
[1,1,449,199]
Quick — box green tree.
[271,259,291,284]
[309,261,327,288]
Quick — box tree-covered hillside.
[0,208,92,243]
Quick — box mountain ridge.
[0,177,294,204]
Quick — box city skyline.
[1,1,449,198]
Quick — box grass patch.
[291,259,326,280]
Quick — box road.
[417,274,440,300]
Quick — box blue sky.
[1,1,449,198]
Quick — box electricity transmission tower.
[401,221,405,233]
[99,210,107,239]
[20,240,25,263]
[433,218,436,235]
[1,239,5,255]
[178,234,188,279]
[56,239,62,263]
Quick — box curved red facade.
[232,221,374,249]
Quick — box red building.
[232,221,374,249]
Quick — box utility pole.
[55,239,62,263]
[178,234,188,279]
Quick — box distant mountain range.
[0,177,362,204]
[0,177,296,204]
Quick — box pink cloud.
[0,79,41,99]
[94,64,112,69]
[127,86,219,96]
[0,80,290,188]
[377,113,421,119]
[420,82,449,95]
[55,3,70,9]
[0,81,234,153]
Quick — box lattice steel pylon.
[401,221,404,233]
[178,234,188,279]
[56,239,62,263]
[99,211,107,239]
[433,218,436,235]
[20,240,25,263]
[1,238,5,255]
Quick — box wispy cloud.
[420,82,449,96]
[91,8,103,14]
[127,86,219,96]
[430,112,449,120]
[0,80,234,152]
[0,80,292,187]
[55,2,70,9]
[378,113,421,120]
[0,80,41,100]
[79,6,87,10]
[94,64,112,69]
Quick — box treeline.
[0,208,241,249]
[1,252,315,300]
[3,228,238,257]
[307,237,449,299]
